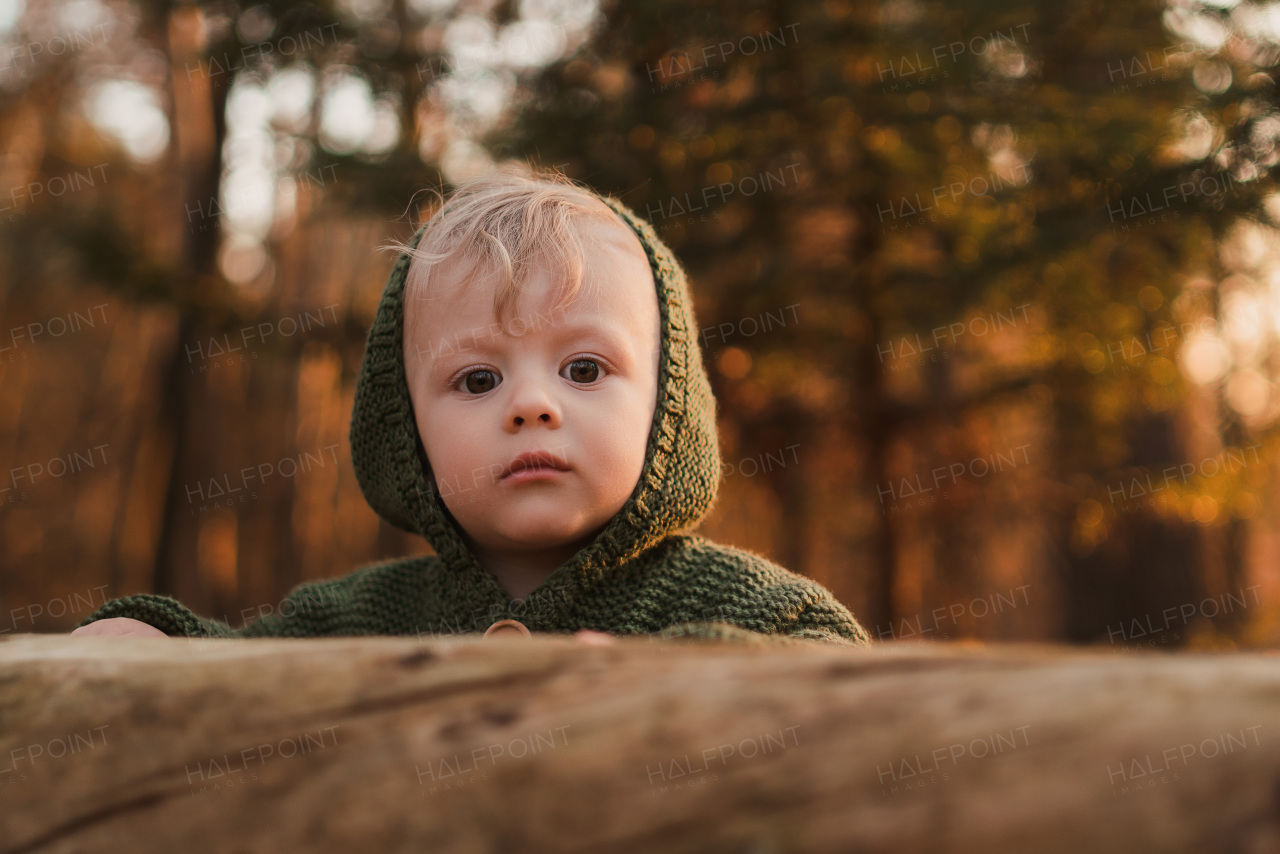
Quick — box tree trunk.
[152,6,231,603]
[1062,409,1207,644]
[4,634,1280,853]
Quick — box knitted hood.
[348,193,722,593]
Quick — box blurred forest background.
[4,0,1280,647]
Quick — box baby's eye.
[564,359,601,384]
[461,370,499,394]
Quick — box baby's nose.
[505,376,561,429]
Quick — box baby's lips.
[503,450,570,479]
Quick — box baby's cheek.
[603,415,652,498]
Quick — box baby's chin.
[465,506,614,551]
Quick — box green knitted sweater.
[77,193,871,648]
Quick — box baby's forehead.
[446,209,642,271]
[413,216,650,304]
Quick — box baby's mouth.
[502,451,570,481]
[503,465,568,485]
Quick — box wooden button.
[484,619,531,639]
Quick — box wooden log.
[2,634,1280,853]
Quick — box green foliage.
[494,0,1279,501]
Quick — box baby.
[73,170,870,646]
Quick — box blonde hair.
[383,167,627,335]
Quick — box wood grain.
[2,635,1280,853]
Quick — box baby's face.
[404,215,661,554]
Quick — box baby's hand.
[70,618,169,638]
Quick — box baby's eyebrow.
[548,320,630,344]
[417,319,632,372]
